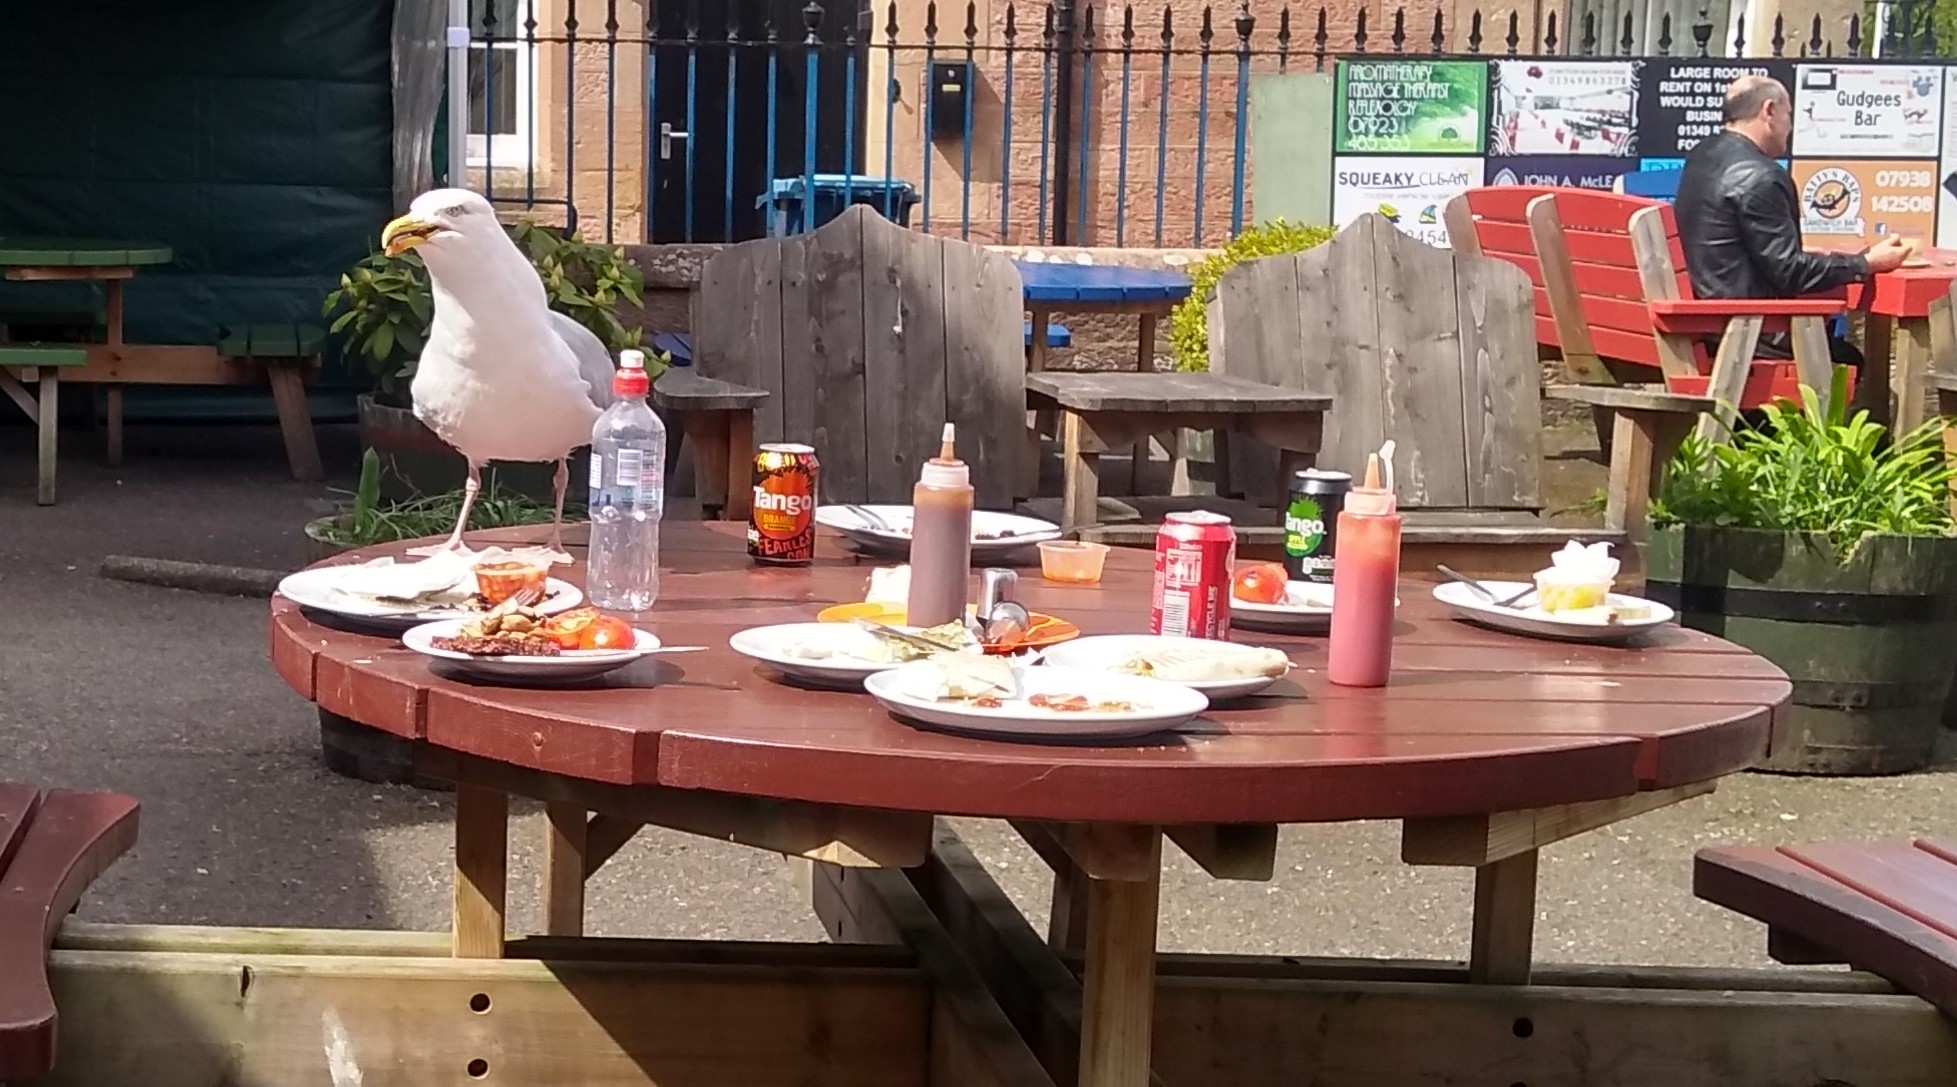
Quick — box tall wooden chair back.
[1443,185,1564,355]
[1211,213,1543,513]
[692,206,1026,508]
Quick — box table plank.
[1027,371,1332,414]
[1015,263,1192,306]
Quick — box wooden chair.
[1523,188,1848,542]
[0,783,141,1082]
[1211,212,1616,553]
[678,205,1025,510]
[1696,839,1957,1018]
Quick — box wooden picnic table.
[269,521,1788,1087]
[1842,250,1957,432]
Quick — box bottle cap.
[920,422,968,486]
[1345,445,1398,516]
[614,348,650,397]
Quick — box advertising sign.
[1792,65,1942,158]
[1790,160,1939,251]
[1938,69,1957,248]
[1490,60,1641,157]
[1331,156,1485,248]
[1333,60,1488,155]
[1640,59,1797,159]
[1487,156,1636,190]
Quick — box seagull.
[379,189,615,563]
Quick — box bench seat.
[214,322,328,482]
[0,345,89,504]
[1696,839,1957,1017]
[0,783,141,1082]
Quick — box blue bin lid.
[757,174,920,207]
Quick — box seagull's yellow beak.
[381,214,440,257]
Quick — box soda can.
[1284,469,1351,584]
[748,443,819,565]
[1150,511,1236,639]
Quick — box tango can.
[1284,469,1351,584]
[748,443,819,565]
[1150,511,1237,639]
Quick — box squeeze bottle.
[1326,442,1401,688]
[905,423,975,627]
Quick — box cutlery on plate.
[855,621,966,655]
[1437,565,1535,608]
[845,504,896,531]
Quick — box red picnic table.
[269,522,1790,1087]
[1842,250,1957,431]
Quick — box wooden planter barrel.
[356,393,588,503]
[1646,525,1957,775]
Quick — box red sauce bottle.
[1327,446,1400,688]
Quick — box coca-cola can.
[1150,511,1236,639]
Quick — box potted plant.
[1646,369,1957,775]
[323,220,655,501]
[305,449,575,561]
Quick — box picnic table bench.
[1024,371,1327,532]
[0,783,139,1082]
[1696,839,1957,1018]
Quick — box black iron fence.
[464,0,1947,248]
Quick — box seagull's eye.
[443,205,466,217]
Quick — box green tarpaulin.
[0,0,397,417]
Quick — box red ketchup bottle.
[1327,443,1400,688]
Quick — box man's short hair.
[1724,75,1789,123]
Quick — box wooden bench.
[1024,371,1329,533]
[1696,839,1957,1017]
[0,344,89,505]
[0,783,140,1082]
[652,368,769,520]
[1524,189,1848,544]
[215,323,327,482]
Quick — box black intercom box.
[930,61,975,139]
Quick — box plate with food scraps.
[1430,581,1674,644]
[814,601,1082,654]
[865,658,1208,741]
[403,614,660,683]
[1230,574,1398,633]
[729,621,982,688]
[1039,635,1294,700]
[279,556,582,629]
[815,505,1063,557]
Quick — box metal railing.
[468,0,1939,249]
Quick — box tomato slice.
[579,616,636,651]
[1232,562,1289,605]
[541,607,600,649]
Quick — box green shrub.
[1169,218,1336,372]
[314,449,572,548]
[323,220,653,405]
[1654,368,1955,558]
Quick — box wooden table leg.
[452,784,508,959]
[1896,316,1935,434]
[1079,833,1162,1087]
[1469,849,1538,984]
[1061,410,1101,533]
[544,803,588,938]
[1028,308,1055,499]
[1942,387,1957,521]
[1047,857,1091,952]
[681,411,736,520]
[36,369,57,506]
[1126,313,1158,495]
[104,280,124,467]
[266,360,324,481]
[1857,312,1896,427]
[724,410,755,521]
[1605,409,1690,545]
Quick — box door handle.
[660,123,690,160]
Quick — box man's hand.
[1864,234,1912,273]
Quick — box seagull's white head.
[379,189,502,260]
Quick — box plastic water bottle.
[586,349,665,610]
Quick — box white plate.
[403,619,657,682]
[1431,581,1675,643]
[278,566,583,630]
[815,505,1062,557]
[1229,580,1337,631]
[865,663,1208,741]
[1038,635,1292,701]
[727,622,969,688]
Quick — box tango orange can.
[748,443,818,565]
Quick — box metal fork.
[1437,565,1535,609]
[845,504,896,532]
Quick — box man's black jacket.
[1674,130,1868,299]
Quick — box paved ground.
[3,418,1953,969]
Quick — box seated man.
[1675,74,1910,364]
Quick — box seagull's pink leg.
[407,461,482,557]
[540,457,574,565]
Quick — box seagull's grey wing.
[548,310,617,411]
